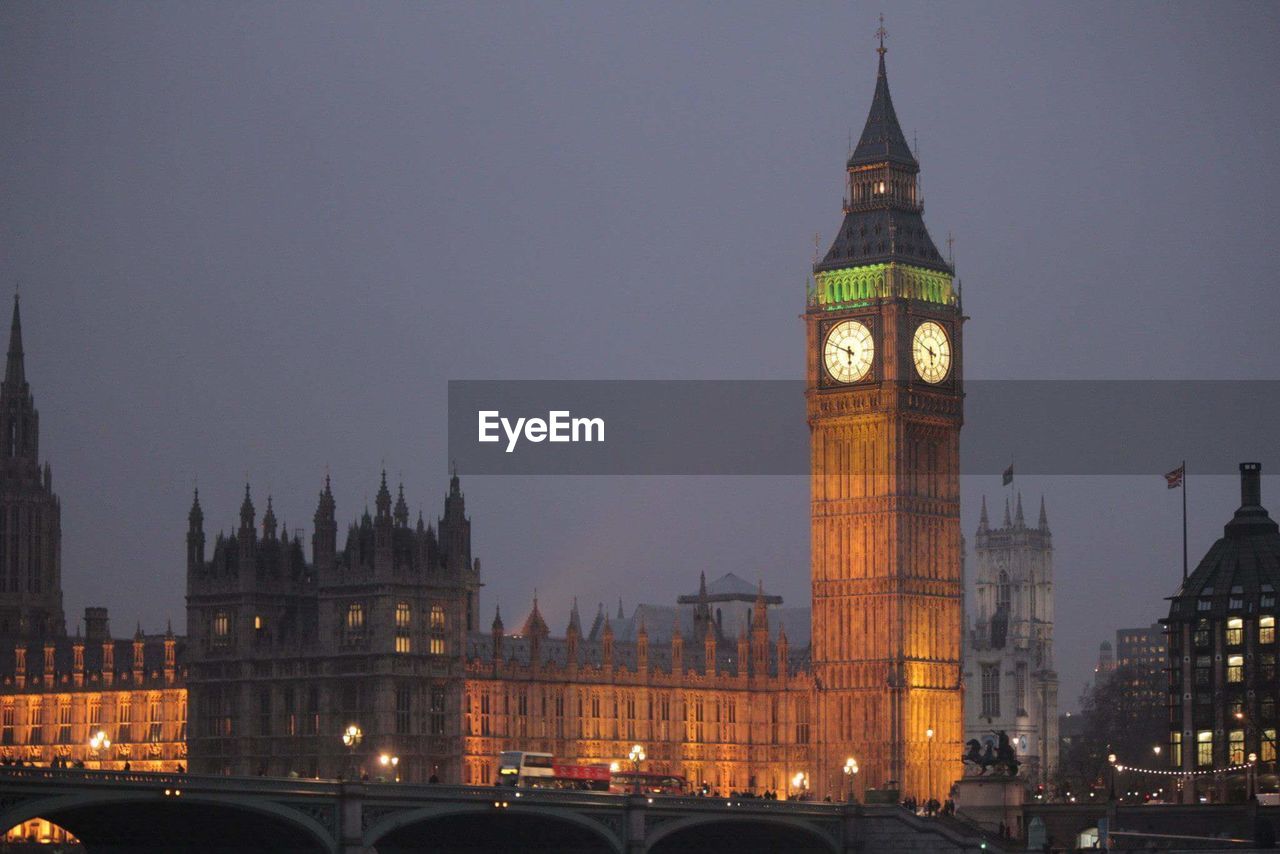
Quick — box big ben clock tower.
[807,33,963,802]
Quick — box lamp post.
[88,730,111,771]
[342,724,362,780]
[1249,753,1258,801]
[378,753,400,783]
[1108,753,1117,802]
[843,757,859,803]
[926,727,935,804]
[628,744,646,794]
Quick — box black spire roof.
[1171,463,1280,616]
[848,52,918,170]
[814,49,951,277]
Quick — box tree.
[1053,665,1167,802]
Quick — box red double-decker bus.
[609,771,688,795]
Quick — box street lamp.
[843,757,859,803]
[791,771,807,801]
[1108,753,1117,801]
[926,727,935,804]
[1249,753,1258,801]
[378,753,400,782]
[628,744,646,794]
[342,724,362,779]
[88,730,111,770]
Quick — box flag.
[1165,464,1185,489]
[1002,464,1013,486]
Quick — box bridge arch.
[364,803,623,853]
[0,790,336,853]
[645,814,840,854]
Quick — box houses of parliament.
[0,43,978,803]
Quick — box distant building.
[1114,622,1166,709]
[1094,641,1114,679]
[1164,463,1280,801]
[964,493,1059,785]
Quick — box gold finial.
[946,231,955,265]
[876,14,888,57]
[812,232,822,264]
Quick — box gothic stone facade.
[0,297,187,772]
[963,494,1059,785]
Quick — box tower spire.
[5,294,24,388]
[1038,495,1048,529]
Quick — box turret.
[164,620,176,684]
[14,646,26,690]
[312,475,337,570]
[262,495,278,540]
[132,623,145,683]
[565,598,582,671]
[491,605,504,666]
[751,581,769,672]
[522,595,549,669]
[777,624,789,680]
[43,640,54,684]
[187,489,205,571]
[438,466,471,575]
[394,482,409,528]
[736,623,749,677]
[101,638,114,687]
[703,624,716,676]
[671,619,684,676]
[637,617,649,673]
[602,616,615,671]
[72,630,84,687]
[374,471,393,568]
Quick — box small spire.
[1003,497,1011,527]
[978,495,989,531]
[134,621,144,640]
[262,495,278,538]
[240,483,255,529]
[165,618,174,638]
[189,488,203,526]
[492,604,503,632]
[617,597,624,620]
[1038,495,1049,530]
[1014,492,1025,526]
[5,293,24,388]
[567,597,583,636]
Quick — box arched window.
[997,571,1011,612]
[395,602,411,629]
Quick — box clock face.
[823,320,874,383]
[912,320,951,383]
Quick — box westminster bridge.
[0,767,1000,853]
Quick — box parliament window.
[1229,729,1245,765]
[1015,662,1027,714]
[148,696,163,741]
[346,603,364,632]
[396,602,411,629]
[212,612,230,645]
[1170,731,1182,767]
[981,664,1000,718]
[1227,618,1243,646]
[1197,730,1213,766]
[1261,616,1276,645]
[1,704,12,745]
[430,605,445,629]
[58,698,72,743]
[116,697,131,743]
[283,687,297,736]
[1228,655,1244,683]
[396,635,411,654]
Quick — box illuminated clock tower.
[806,35,963,802]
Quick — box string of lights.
[1112,761,1256,777]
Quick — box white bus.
[496,751,554,787]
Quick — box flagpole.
[1182,459,1188,582]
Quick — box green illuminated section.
[812,263,955,310]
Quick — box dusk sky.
[2,2,1278,710]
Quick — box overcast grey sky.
[2,2,1278,709]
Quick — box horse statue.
[962,731,1020,777]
